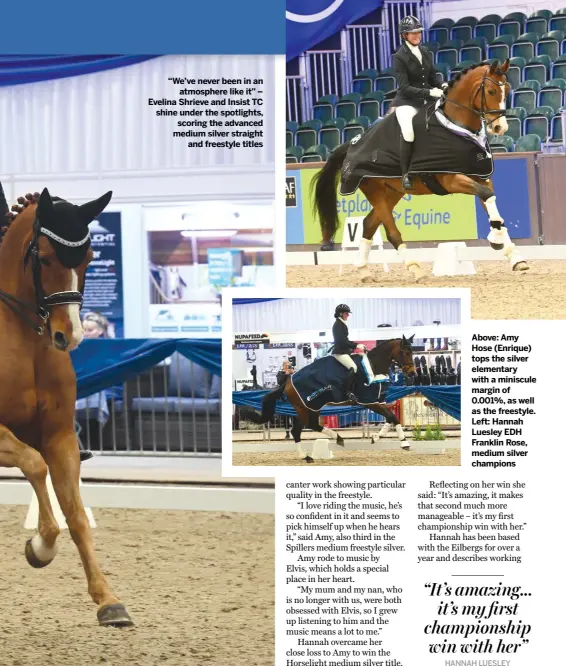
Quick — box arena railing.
[286,0,431,122]
[72,339,221,458]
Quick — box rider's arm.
[393,53,430,99]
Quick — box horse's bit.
[0,209,88,335]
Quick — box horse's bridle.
[441,68,509,129]
[394,341,415,375]
[0,210,88,335]
[368,340,415,375]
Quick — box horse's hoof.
[304,456,315,464]
[97,603,134,627]
[409,265,425,282]
[512,261,529,272]
[320,241,336,251]
[336,437,345,448]
[356,266,371,282]
[25,538,56,569]
[401,445,411,451]
[489,242,504,251]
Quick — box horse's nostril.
[53,332,68,349]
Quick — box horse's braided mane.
[0,192,40,248]
[445,60,503,91]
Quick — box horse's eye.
[488,89,496,96]
[40,257,51,266]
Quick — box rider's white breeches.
[333,354,358,372]
[395,105,418,142]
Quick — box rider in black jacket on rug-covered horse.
[331,304,364,401]
[392,15,445,191]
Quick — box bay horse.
[313,59,528,281]
[250,336,416,463]
[0,187,133,626]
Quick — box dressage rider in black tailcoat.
[331,304,366,401]
[392,15,445,191]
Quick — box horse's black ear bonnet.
[0,187,113,335]
[29,188,112,269]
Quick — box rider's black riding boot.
[400,137,414,191]
[344,368,357,401]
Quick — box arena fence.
[286,0,432,122]
[233,397,459,441]
[76,355,221,457]
[286,75,305,124]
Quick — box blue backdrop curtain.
[286,0,383,61]
[0,55,158,86]
[233,298,282,305]
[232,386,461,422]
[71,338,220,400]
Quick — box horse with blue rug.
[252,316,416,462]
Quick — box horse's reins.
[0,208,87,336]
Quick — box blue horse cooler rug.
[290,355,389,411]
[340,101,494,195]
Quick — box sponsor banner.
[267,343,296,349]
[234,343,261,350]
[285,172,305,243]
[286,0,380,61]
[286,176,297,207]
[300,169,477,243]
[83,212,124,337]
[149,303,221,338]
[235,333,270,341]
[286,158,534,244]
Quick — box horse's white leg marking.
[68,270,83,349]
[397,243,424,280]
[355,237,373,268]
[376,421,391,439]
[321,427,338,440]
[485,195,507,248]
[30,533,59,563]
[395,423,406,441]
[379,422,391,435]
[297,442,307,459]
[0,426,60,559]
[485,195,503,223]
[485,197,527,269]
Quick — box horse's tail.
[260,383,286,422]
[242,383,286,424]
[311,142,349,240]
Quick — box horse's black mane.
[445,60,504,91]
